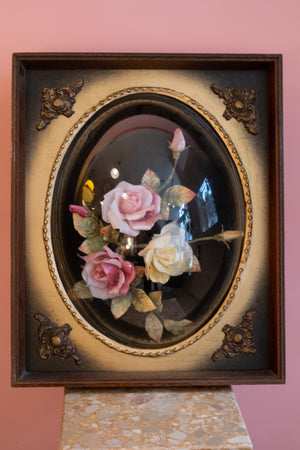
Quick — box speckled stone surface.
[60,387,252,449]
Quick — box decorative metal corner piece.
[36,79,84,130]
[211,83,258,135]
[211,309,256,361]
[34,313,82,365]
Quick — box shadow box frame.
[11,53,284,387]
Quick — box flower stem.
[119,242,147,253]
[120,227,243,253]
[188,235,219,244]
[158,159,178,193]
[133,243,147,249]
[189,229,243,250]
[189,234,231,250]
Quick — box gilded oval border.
[43,87,252,357]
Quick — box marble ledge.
[60,386,253,449]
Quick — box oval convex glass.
[49,89,248,351]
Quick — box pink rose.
[69,204,88,218]
[101,181,161,237]
[81,246,135,300]
[169,128,187,159]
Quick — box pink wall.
[1,1,299,448]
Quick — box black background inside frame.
[51,93,245,349]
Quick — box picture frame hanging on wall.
[11,53,284,386]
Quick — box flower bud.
[219,230,244,241]
[69,204,88,218]
[169,128,186,159]
[216,229,244,249]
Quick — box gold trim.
[43,87,252,357]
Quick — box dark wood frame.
[11,53,284,386]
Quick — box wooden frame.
[11,53,284,386]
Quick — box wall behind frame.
[2,1,299,449]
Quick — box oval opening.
[51,92,245,349]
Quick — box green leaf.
[149,291,163,313]
[163,319,193,335]
[72,281,93,299]
[160,198,170,220]
[141,169,161,192]
[130,266,145,288]
[163,185,196,207]
[131,288,156,313]
[79,235,105,254]
[145,312,163,342]
[111,293,132,319]
[73,213,100,238]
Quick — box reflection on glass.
[81,179,94,204]
[110,168,120,179]
[178,204,192,241]
[196,178,218,232]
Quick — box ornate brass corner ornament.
[211,309,256,361]
[211,84,258,135]
[36,79,84,130]
[34,313,82,365]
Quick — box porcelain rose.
[169,128,187,159]
[138,223,200,284]
[81,246,135,300]
[101,181,161,237]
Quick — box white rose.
[138,223,199,284]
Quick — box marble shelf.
[60,386,252,449]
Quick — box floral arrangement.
[69,129,243,342]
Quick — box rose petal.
[108,203,138,236]
[153,246,177,275]
[101,262,119,280]
[101,182,161,236]
[89,285,112,300]
[128,214,161,231]
[169,128,186,153]
[101,189,118,223]
[125,204,155,221]
[119,190,143,214]
[148,264,170,284]
[130,185,153,208]
[107,197,125,225]
[103,247,134,274]
[149,188,161,212]
[80,247,136,300]
[138,223,196,283]
[108,269,125,295]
